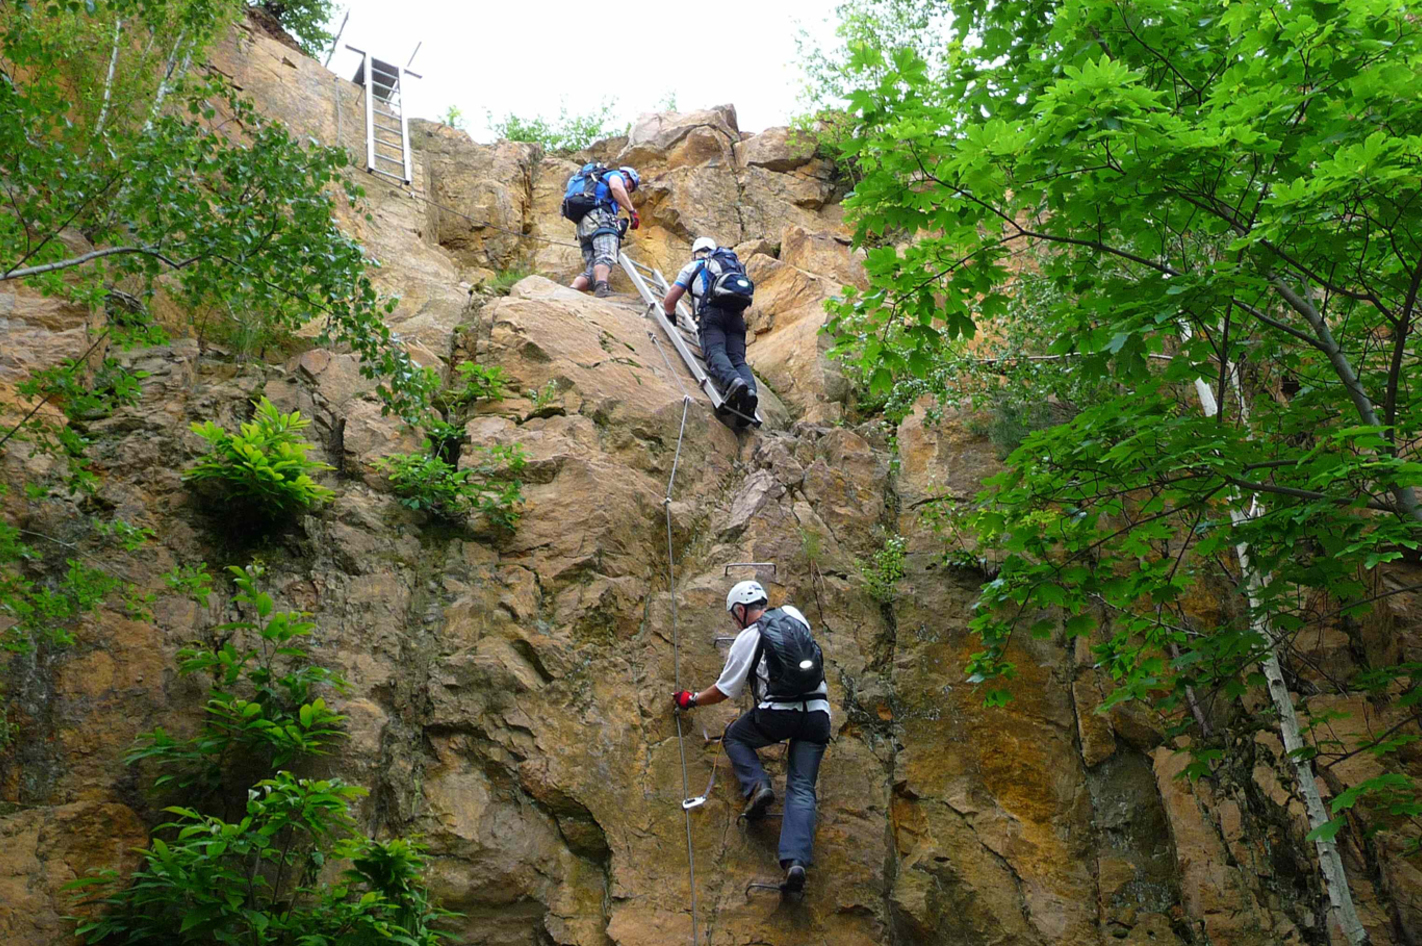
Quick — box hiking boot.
[737,387,758,419]
[783,860,807,893]
[742,782,774,821]
[723,377,748,412]
[593,281,612,298]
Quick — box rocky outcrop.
[3,13,1420,946]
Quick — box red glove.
[673,690,697,710]
[629,210,641,231]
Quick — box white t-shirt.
[714,605,830,716]
[674,256,727,305]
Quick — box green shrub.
[69,565,453,944]
[376,442,527,529]
[440,104,466,130]
[857,534,905,603]
[254,0,336,58]
[127,564,347,795]
[487,101,621,152]
[0,494,155,654]
[69,774,452,945]
[525,380,563,417]
[452,362,510,405]
[184,398,334,517]
[198,303,301,361]
[486,267,530,297]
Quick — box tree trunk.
[93,19,124,139]
[1188,362,1371,945]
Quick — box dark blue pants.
[723,708,830,866]
[698,305,757,399]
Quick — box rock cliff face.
[3,14,1420,946]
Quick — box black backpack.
[691,247,755,315]
[561,163,610,222]
[750,608,824,703]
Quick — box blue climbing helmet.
[617,166,640,191]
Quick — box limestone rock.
[737,125,817,172]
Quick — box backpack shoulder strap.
[748,624,767,704]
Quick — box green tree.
[254,0,336,58]
[1,0,431,746]
[487,100,621,152]
[824,0,1422,940]
[1,0,430,424]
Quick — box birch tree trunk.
[93,19,124,140]
[1188,365,1370,945]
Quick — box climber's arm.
[662,283,687,318]
[608,176,635,216]
[693,685,729,707]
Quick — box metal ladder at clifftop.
[347,44,421,187]
[618,252,763,428]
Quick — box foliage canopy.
[820,0,1422,914]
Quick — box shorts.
[577,208,622,277]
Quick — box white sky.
[322,0,842,143]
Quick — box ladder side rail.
[398,66,412,184]
[361,49,375,174]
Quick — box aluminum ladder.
[348,45,421,187]
[618,252,763,427]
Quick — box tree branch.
[1383,253,1422,443]
[1,245,200,282]
[1273,275,1422,525]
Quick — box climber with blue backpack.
[661,236,758,423]
[562,163,641,298]
[673,580,830,894]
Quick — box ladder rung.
[375,153,405,166]
[368,167,411,184]
[373,106,401,119]
[374,133,404,147]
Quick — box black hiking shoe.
[783,860,807,893]
[742,782,774,821]
[737,387,758,420]
[593,281,612,298]
[723,377,748,413]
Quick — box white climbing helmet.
[692,236,716,256]
[726,580,768,613]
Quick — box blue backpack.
[691,247,755,315]
[561,163,611,222]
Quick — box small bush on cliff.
[451,363,511,406]
[376,441,527,530]
[856,534,905,604]
[184,398,335,519]
[127,564,347,795]
[71,774,450,946]
[69,565,452,945]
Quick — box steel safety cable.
[661,392,701,946]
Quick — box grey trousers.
[723,708,830,866]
